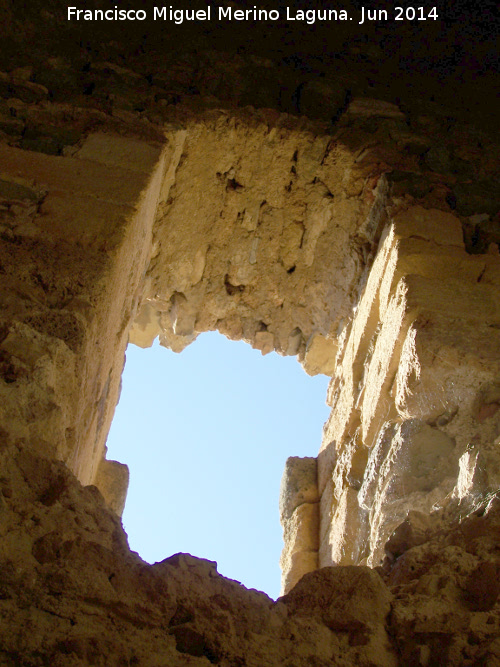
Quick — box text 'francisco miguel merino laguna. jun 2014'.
[67,5,440,25]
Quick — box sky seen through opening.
[106,332,330,600]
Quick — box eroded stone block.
[279,456,319,523]
[94,458,130,516]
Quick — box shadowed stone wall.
[0,1,499,663]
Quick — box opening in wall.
[106,332,330,599]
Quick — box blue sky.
[106,332,330,599]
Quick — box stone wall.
[318,207,500,564]
[128,111,387,365]
[280,206,500,593]
[0,134,168,491]
[1,1,500,663]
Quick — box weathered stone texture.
[128,115,380,368]
[3,437,500,665]
[0,135,168,489]
[279,457,320,594]
[0,2,499,663]
[94,457,130,517]
[315,207,500,577]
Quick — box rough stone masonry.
[0,0,499,663]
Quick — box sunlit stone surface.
[0,2,499,663]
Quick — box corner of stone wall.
[315,204,500,569]
[0,132,170,488]
[279,456,320,595]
